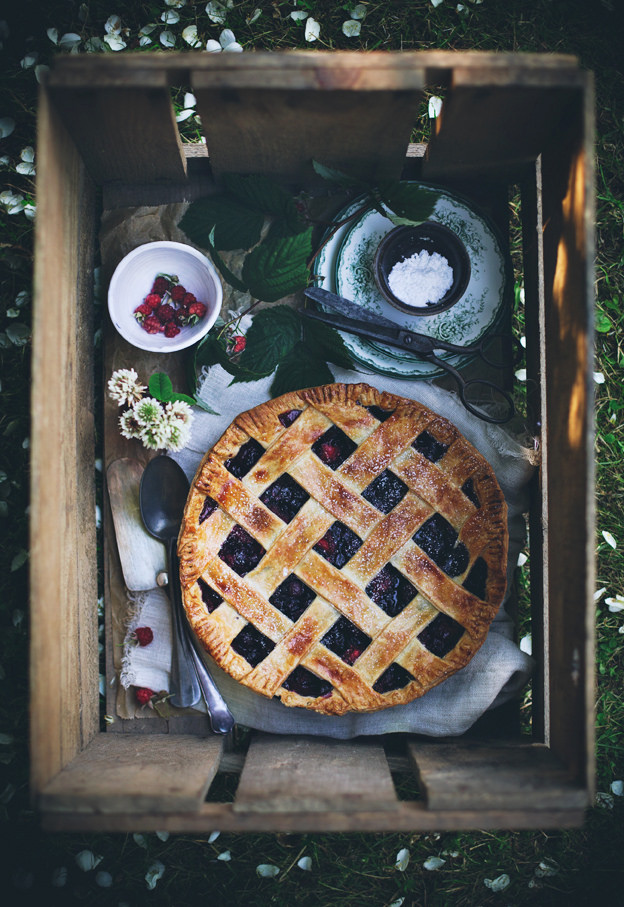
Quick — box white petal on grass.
[428,95,443,118]
[206,1,228,24]
[95,871,113,888]
[166,0,187,6]
[183,91,196,108]
[297,856,312,871]
[595,791,614,809]
[223,42,243,52]
[104,34,127,51]
[51,866,68,887]
[145,860,166,890]
[24,203,36,220]
[534,859,559,878]
[84,38,105,53]
[484,873,510,892]
[21,52,38,69]
[290,11,309,21]
[594,586,607,601]
[594,371,605,384]
[342,20,361,37]
[520,634,532,655]
[0,155,8,166]
[247,8,262,24]
[133,833,148,849]
[205,39,222,52]
[606,595,624,612]
[156,830,170,841]
[139,24,158,36]
[389,900,405,907]
[139,36,152,47]
[35,63,50,82]
[105,14,122,34]
[176,109,195,122]
[182,25,202,47]
[59,32,81,49]
[424,856,446,870]
[256,863,280,878]
[217,850,231,861]
[0,118,15,138]
[16,162,35,176]
[208,830,221,843]
[47,27,59,44]
[351,3,367,19]
[75,850,103,872]
[515,368,527,382]
[602,530,617,549]
[431,0,444,6]
[395,848,410,871]
[305,17,321,41]
[160,30,176,47]
[611,780,623,796]
[517,551,528,567]
[161,10,180,24]
[220,28,236,47]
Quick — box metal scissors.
[304,287,522,425]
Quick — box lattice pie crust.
[178,383,508,715]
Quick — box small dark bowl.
[374,222,471,316]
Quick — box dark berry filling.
[278,408,302,427]
[311,425,357,470]
[313,521,363,569]
[269,574,316,621]
[231,624,275,667]
[418,612,464,657]
[413,513,468,577]
[461,477,480,508]
[224,437,264,479]
[282,665,333,698]
[197,577,223,613]
[218,524,265,576]
[259,473,309,523]
[412,430,449,463]
[366,405,395,422]
[463,556,488,599]
[366,564,417,617]
[362,469,408,514]
[199,496,218,524]
[373,662,414,693]
[321,615,371,665]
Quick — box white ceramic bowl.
[107,241,222,352]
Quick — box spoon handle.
[187,636,236,735]
[168,541,202,709]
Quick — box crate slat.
[233,734,398,813]
[409,742,589,811]
[40,734,223,814]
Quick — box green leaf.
[302,315,354,370]
[149,372,174,402]
[10,549,28,572]
[221,173,292,217]
[206,229,249,293]
[596,312,612,333]
[171,392,196,405]
[195,333,269,382]
[312,160,363,188]
[179,195,264,251]
[380,183,438,225]
[270,342,334,397]
[238,306,301,377]
[242,229,312,302]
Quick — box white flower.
[395,848,410,871]
[108,368,146,406]
[256,864,280,878]
[160,30,176,47]
[205,39,222,52]
[134,396,165,425]
[182,25,202,47]
[219,29,242,51]
[611,780,623,796]
[602,530,617,549]
[104,34,127,51]
[105,14,122,35]
[166,399,194,423]
[305,17,320,41]
[145,860,165,890]
[351,3,367,19]
[428,95,443,118]
[342,20,361,37]
[0,117,16,138]
[206,1,228,24]
[519,634,532,655]
[163,402,194,451]
[75,850,103,872]
[606,594,624,613]
[297,856,312,870]
[484,873,510,891]
[161,10,180,25]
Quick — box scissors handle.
[427,353,515,424]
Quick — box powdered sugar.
[387,249,454,308]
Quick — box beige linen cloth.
[120,364,536,738]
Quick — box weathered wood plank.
[409,742,589,811]
[233,734,398,813]
[40,734,223,814]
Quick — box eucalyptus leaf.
[270,342,334,397]
[179,195,263,251]
[380,183,437,225]
[303,315,354,370]
[149,372,173,402]
[242,229,312,302]
[238,306,301,376]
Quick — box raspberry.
[135,687,155,705]
[151,277,170,295]
[144,293,162,310]
[231,335,246,353]
[189,301,207,318]
[133,303,151,322]
[183,293,196,306]
[164,322,181,338]
[143,314,165,334]
[175,306,189,326]
[156,303,176,323]
[133,626,154,647]
[170,284,187,303]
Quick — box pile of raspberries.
[134,273,208,338]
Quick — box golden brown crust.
[178,382,508,715]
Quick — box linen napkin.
[120,366,536,738]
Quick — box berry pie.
[178,383,508,715]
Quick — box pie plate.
[311,183,512,379]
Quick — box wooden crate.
[30,51,595,832]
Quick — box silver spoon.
[139,455,235,734]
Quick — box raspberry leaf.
[179,195,263,251]
[270,342,334,397]
[242,229,312,302]
[194,333,269,383]
[302,315,355,370]
[149,372,174,402]
[205,229,248,293]
[237,306,301,377]
[379,182,438,226]
[221,173,292,217]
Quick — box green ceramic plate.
[312,183,511,379]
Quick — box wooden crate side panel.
[539,77,595,789]
[233,734,398,814]
[30,87,99,795]
[39,734,223,814]
[192,84,424,185]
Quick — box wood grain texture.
[409,742,589,811]
[233,734,398,813]
[30,86,99,797]
[40,734,223,814]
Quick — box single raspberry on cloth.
[135,687,155,705]
[133,626,154,647]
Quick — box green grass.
[2,0,624,903]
